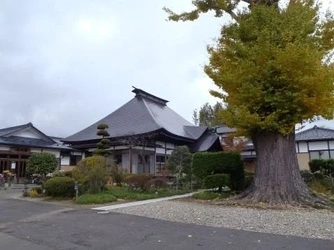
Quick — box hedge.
[44,177,75,197]
[203,174,230,192]
[192,151,244,191]
[309,159,334,176]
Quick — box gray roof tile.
[63,88,204,142]
[295,126,334,141]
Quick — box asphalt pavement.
[0,194,333,250]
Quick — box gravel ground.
[113,199,334,240]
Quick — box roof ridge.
[141,97,163,129]
[297,125,334,134]
[132,87,169,105]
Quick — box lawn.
[75,187,190,204]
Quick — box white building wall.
[0,146,10,150]
[166,143,175,149]
[329,141,334,150]
[308,141,328,151]
[156,148,165,154]
[61,156,70,166]
[132,153,138,174]
[297,142,308,153]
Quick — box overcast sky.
[1,0,333,137]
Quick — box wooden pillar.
[129,145,133,173]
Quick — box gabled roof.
[295,125,334,141]
[63,87,207,143]
[0,123,31,137]
[0,122,55,143]
[0,123,74,150]
[190,131,221,152]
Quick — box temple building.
[63,87,222,174]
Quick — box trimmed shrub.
[309,159,326,173]
[110,164,125,187]
[192,191,220,200]
[203,174,230,192]
[29,189,39,198]
[64,171,73,178]
[309,159,334,177]
[300,170,314,183]
[30,187,43,195]
[192,151,245,191]
[145,178,168,191]
[44,177,75,197]
[124,174,153,191]
[72,156,110,194]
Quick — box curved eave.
[63,128,196,148]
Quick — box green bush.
[72,156,110,194]
[111,164,125,187]
[44,177,75,197]
[64,171,73,178]
[192,151,245,191]
[27,153,58,180]
[300,170,314,183]
[203,174,230,192]
[192,191,221,200]
[309,159,326,173]
[124,174,153,191]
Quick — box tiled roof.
[63,87,207,143]
[190,131,220,152]
[295,126,334,141]
[0,123,31,136]
[0,136,71,150]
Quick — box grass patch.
[75,193,117,204]
[106,187,189,201]
[74,187,190,204]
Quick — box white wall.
[329,141,334,150]
[297,142,308,153]
[61,156,70,166]
[308,141,328,151]
[0,145,10,150]
[156,148,165,154]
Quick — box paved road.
[0,197,333,250]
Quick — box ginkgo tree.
[165,0,334,205]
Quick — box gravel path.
[113,199,334,240]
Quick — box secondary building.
[0,122,82,183]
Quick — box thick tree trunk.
[237,130,324,206]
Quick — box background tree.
[94,124,111,157]
[165,0,334,205]
[27,152,58,182]
[166,146,193,189]
[193,102,224,127]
